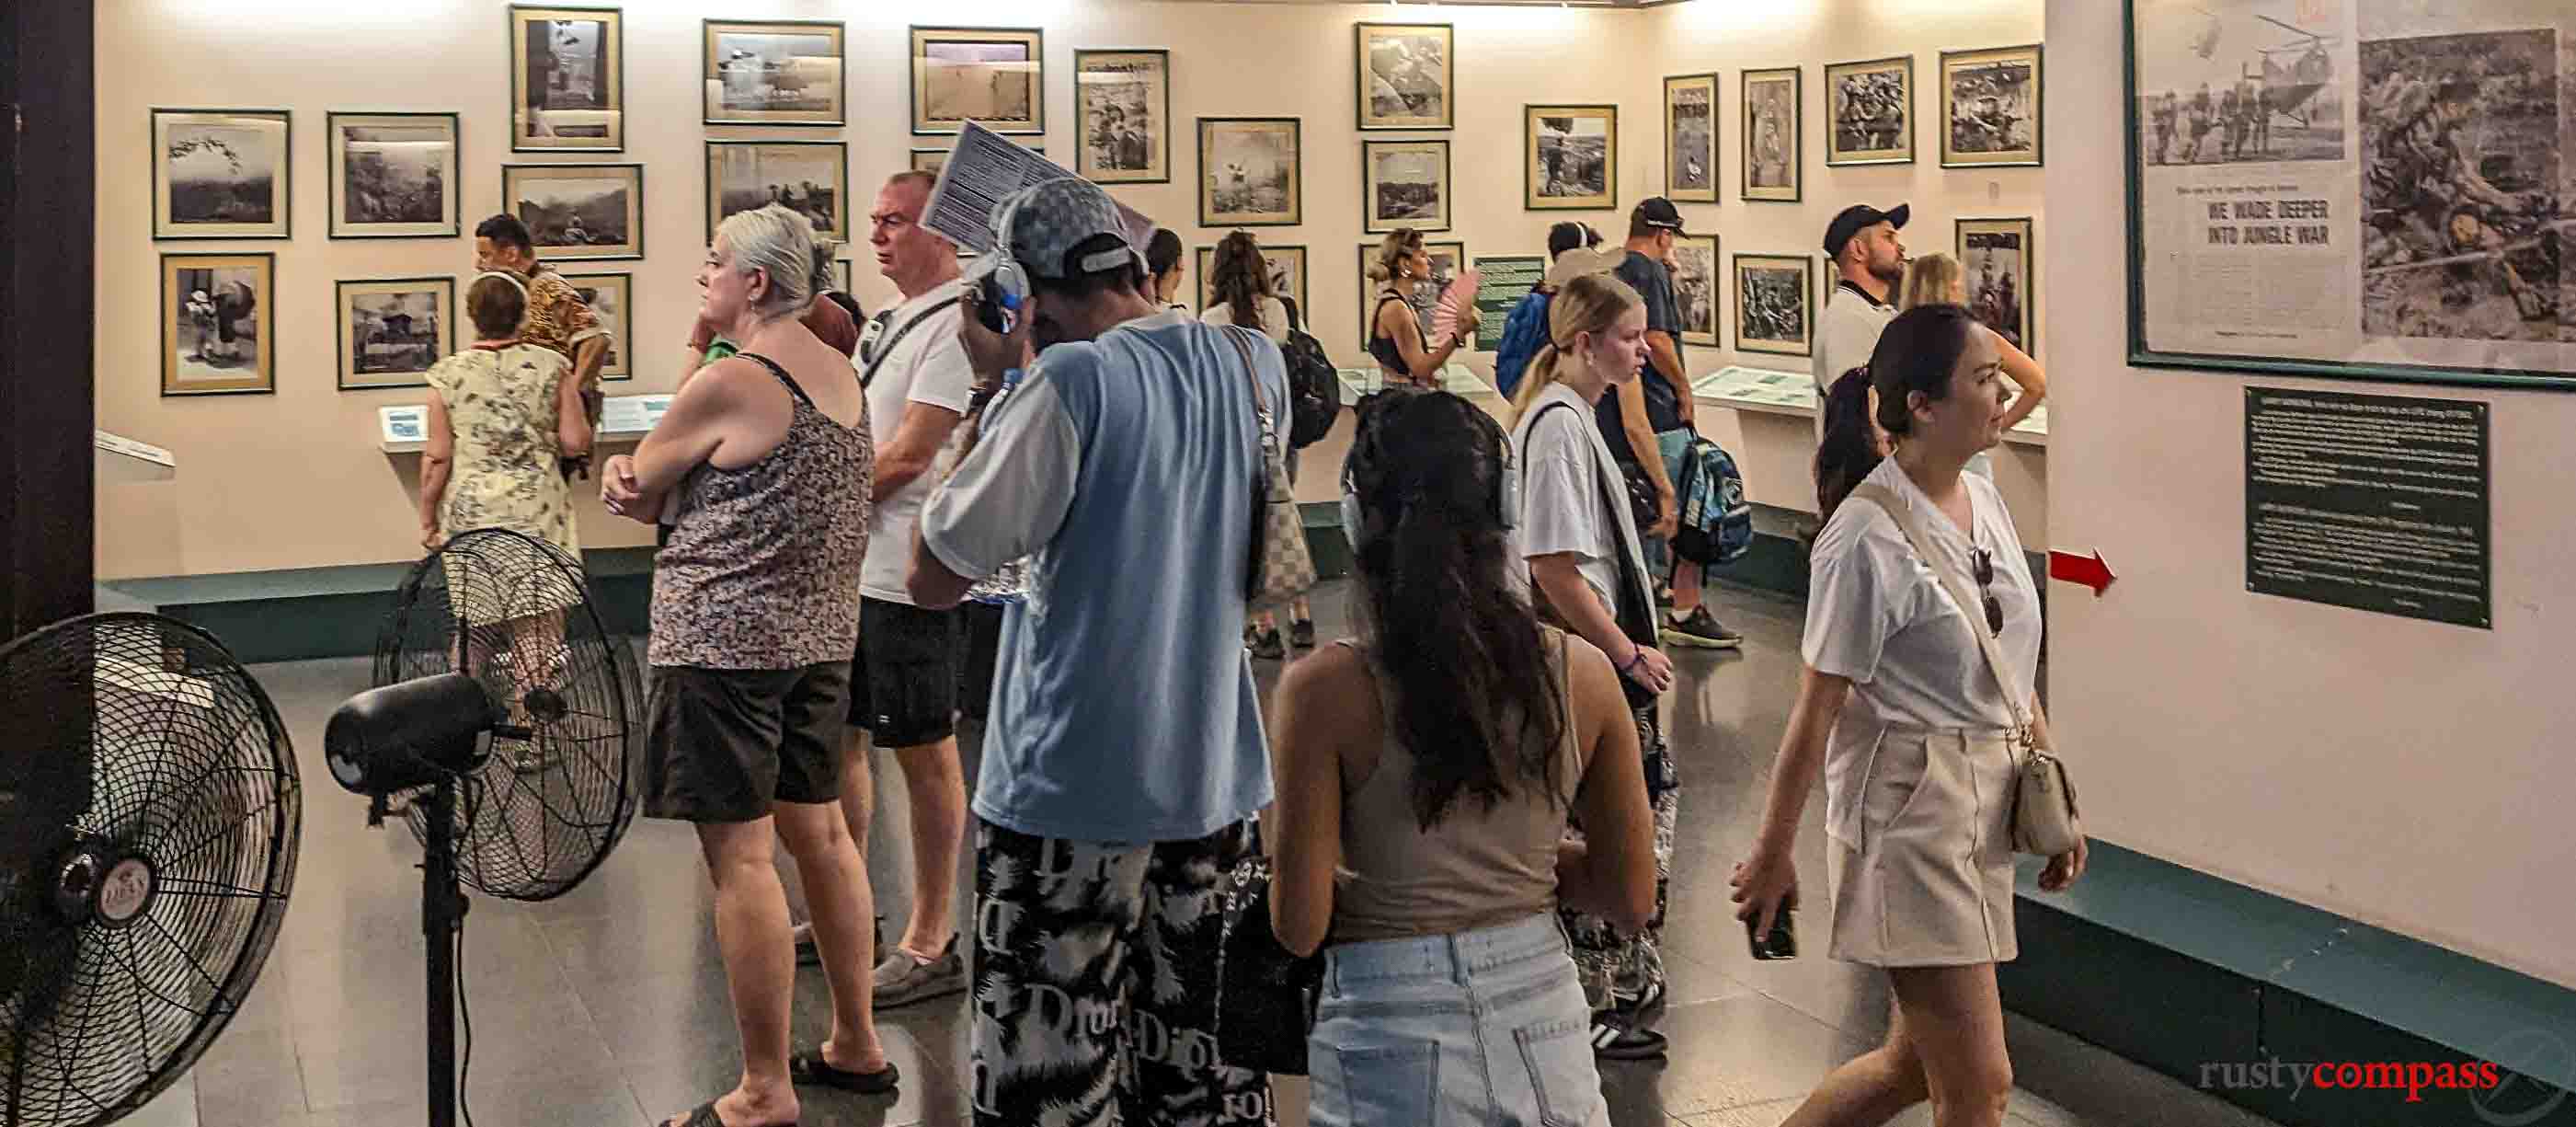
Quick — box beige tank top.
[1331,630,1589,943]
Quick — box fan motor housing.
[326,672,500,795]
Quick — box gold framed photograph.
[1941,44,2043,167]
[1735,253,1815,357]
[1665,74,1719,204]
[509,6,624,152]
[500,163,642,261]
[1525,105,1617,211]
[1741,66,1803,202]
[337,277,454,391]
[706,141,847,244]
[1356,23,1454,131]
[327,112,459,239]
[1363,139,1449,235]
[910,27,1043,136]
[704,19,845,127]
[1198,118,1301,227]
[562,272,632,381]
[1195,244,1308,316]
[153,109,291,240]
[1956,217,2036,358]
[1075,49,1170,184]
[1672,235,1722,347]
[1826,55,1914,166]
[164,253,276,397]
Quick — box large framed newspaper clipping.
[2126,0,2574,388]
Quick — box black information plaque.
[2244,387,2490,629]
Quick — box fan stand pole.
[422,778,465,1127]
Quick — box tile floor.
[181,582,2283,1127]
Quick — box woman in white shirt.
[1506,271,1682,1060]
[1200,231,1310,657]
[1734,304,2086,1127]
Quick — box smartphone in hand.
[1746,907,1798,960]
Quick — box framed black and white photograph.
[509,6,624,152]
[327,112,458,239]
[1525,105,1617,211]
[1673,235,1723,347]
[501,164,642,261]
[1742,67,1803,202]
[1735,253,1815,357]
[1958,217,2036,358]
[830,259,852,294]
[562,272,631,381]
[337,278,453,391]
[704,19,845,127]
[1941,45,2044,167]
[1826,55,1914,166]
[1196,244,1309,316]
[152,109,291,240]
[1665,73,1720,203]
[1363,140,1449,234]
[1358,239,1466,352]
[163,253,275,397]
[706,141,847,243]
[2126,0,2572,387]
[910,27,1043,135]
[1356,23,1454,131]
[1198,118,1301,227]
[1076,49,1170,184]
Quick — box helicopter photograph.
[2134,0,2347,167]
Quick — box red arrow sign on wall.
[2048,550,2117,596]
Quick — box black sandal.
[789,1048,900,1095]
[662,1100,794,1127]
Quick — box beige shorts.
[1824,726,2019,967]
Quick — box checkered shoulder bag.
[1224,327,1318,611]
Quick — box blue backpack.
[1491,290,1553,397]
[1672,436,1754,567]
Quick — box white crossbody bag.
[1849,483,2082,857]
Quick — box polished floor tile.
[182,581,2274,1127]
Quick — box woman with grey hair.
[601,204,893,1127]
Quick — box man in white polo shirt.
[1813,202,1910,430]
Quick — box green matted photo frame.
[153,108,292,240]
[336,276,455,391]
[1664,73,1720,204]
[702,18,847,127]
[508,5,625,153]
[1741,66,1803,202]
[1823,54,1914,167]
[704,140,848,244]
[1198,117,1302,227]
[326,111,460,239]
[1357,237,1466,353]
[1195,243,1309,317]
[1355,22,1455,132]
[910,26,1044,136]
[1362,138,1450,234]
[1957,216,2036,360]
[1939,43,2043,168]
[162,252,278,397]
[2120,0,2576,389]
[1733,252,1815,358]
[1074,48,1172,184]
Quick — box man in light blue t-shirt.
[909,177,1285,1127]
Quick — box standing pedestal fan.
[0,613,302,1127]
[326,528,639,1127]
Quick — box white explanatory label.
[602,394,671,435]
[379,406,429,444]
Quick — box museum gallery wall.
[95,0,2042,580]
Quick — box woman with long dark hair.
[1270,390,1654,1124]
[1735,305,2087,1127]
[1200,230,1312,655]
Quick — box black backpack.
[1276,298,1340,449]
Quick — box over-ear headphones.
[1338,392,1518,551]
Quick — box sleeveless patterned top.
[648,353,872,670]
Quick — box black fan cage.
[0,613,300,1127]
[373,529,640,902]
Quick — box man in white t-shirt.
[1813,202,1909,435]
[838,169,976,1008]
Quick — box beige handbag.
[1223,328,1319,612]
[1849,485,2082,857]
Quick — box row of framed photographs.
[154,254,640,397]
[1660,44,2045,206]
[1648,217,2039,360]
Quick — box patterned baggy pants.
[969,819,1277,1127]
[1561,703,1678,1013]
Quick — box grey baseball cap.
[966,178,1142,287]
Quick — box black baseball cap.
[1823,202,1910,259]
[1633,197,1686,232]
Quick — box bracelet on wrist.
[1620,646,1649,673]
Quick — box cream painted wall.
[2046,0,2576,991]
[94,0,1666,579]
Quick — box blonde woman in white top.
[1735,304,2085,1127]
[1200,230,1309,656]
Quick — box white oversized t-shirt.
[857,280,974,604]
[1813,282,1897,437]
[1511,382,1651,620]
